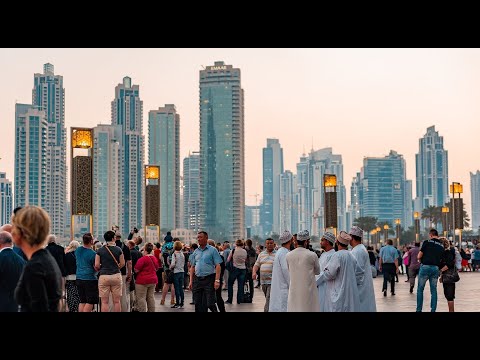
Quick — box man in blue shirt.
[188,231,223,312]
[75,233,99,312]
[379,239,399,296]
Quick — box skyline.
[0,49,479,227]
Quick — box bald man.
[0,224,27,261]
[0,231,26,311]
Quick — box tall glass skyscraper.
[32,63,66,238]
[14,104,47,209]
[360,150,409,226]
[415,126,449,210]
[0,172,12,226]
[149,105,180,230]
[93,125,122,237]
[183,152,200,231]
[471,171,480,231]
[111,76,145,234]
[262,138,284,235]
[279,170,297,233]
[199,61,245,241]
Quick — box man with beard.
[269,230,293,312]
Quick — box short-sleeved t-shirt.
[254,250,276,285]
[97,246,123,276]
[75,246,97,280]
[420,238,444,266]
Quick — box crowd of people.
[0,204,472,312]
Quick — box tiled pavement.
[151,271,480,312]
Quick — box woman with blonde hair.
[12,206,63,312]
[65,240,81,312]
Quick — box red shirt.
[134,255,159,285]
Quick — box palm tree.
[421,206,442,229]
[353,216,378,244]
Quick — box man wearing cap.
[269,230,293,312]
[315,232,336,312]
[349,226,376,312]
[286,230,320,312]
[317,231,360,312]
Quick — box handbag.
[442,266,460,283]
[226,249,236,272]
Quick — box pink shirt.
[134,255,159,285]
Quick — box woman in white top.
[226,239,248,305]
[170,241,185,308]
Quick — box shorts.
[443,283,455,301]
[98,273,123,298]
[165,270,174,284]
[76,279,99,304]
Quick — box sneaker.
[171,304,179,308]
[383,290,387,297]
[178,304,184,309]
[409,285,414,293]
[189,301,195,305]
[391,292,396,296]
[225,300,232,304]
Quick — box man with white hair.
[286,230,320,312]
[0,231,26,311]
[269,230,293,312]
[349,226,376,312]
[317,231,360,312]
[316,232,336,312]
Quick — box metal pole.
[452,185,457,252]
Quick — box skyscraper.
[348,172,362,230]
[32,63,66,238]
[415,126,449,211]
[111,76,145,234]
[199,61,245,241]
[0,172,12,226]
[262,138,284,235]
[183,152,200,231]
[279,170,297,233]
[360,150,409,226]
[471,171,480,231]
[93,125,122,237]
[14,104,47,209]
[149,105,180,230]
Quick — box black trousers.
[382,263,396,293]
[211,285,225,312]
[246,271,254,298]
[192,274,217,312]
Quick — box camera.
[134,227,138,233]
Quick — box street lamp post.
[442,206,449,238]
[383,224,389,243]
[395,219,401,247]
[323,174,338,236]
[450,182,464,252]
[414,212,420,243]
[376,226,381,246]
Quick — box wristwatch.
[215,279,220,283]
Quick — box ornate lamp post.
[145,165,160,243]
[383,224,389,243]
[323,174,337,236]
[376,226,381,245]
[395,219,401,247]
[442,206,449,238]
[450,182,463,251]
[414,212,420,243]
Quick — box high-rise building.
[347,172,362,230]
[295,148,347,237]
[279,170,297,233]
[93,125,122,237]
[471,171,480,231]
[183,152,200,232]
[360,150,409,226]
[415,126,449,211]
[149,104,180,230]
[32,63,67,238]
[262,138,284,235]
[0,172,12,226]
[404,180,413,229]
[111,76,145,234]
[14,104,47,209]
[199,61,245,241]
[245,205,262,237]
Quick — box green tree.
[271,232,280,243]
[353,216,378,244]
[421,206,442,229]
[400,226,416,245]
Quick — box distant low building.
[171,228,197,245]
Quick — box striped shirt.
[254,249,277,285]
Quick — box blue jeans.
[173,272,185,306]
[416,265,439,312]
[227,267,246,303]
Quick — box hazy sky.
[0,48,478,226]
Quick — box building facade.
[0,172,12,226]
[415,125,449,211]
[262,138,284,235]
[471,171,480,231]
[14,104,47,209]
[111,76,145,234]
[199,61,245,241]
[183,152,200,232]
[32,63,67,238]
[148,105,180,230]
[92,125,122,238]
[279,170,297,234]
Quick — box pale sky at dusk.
[0,48,478,226]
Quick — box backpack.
[226,249,235,272]
[243,280,252,303]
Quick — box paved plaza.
[152,272,480,312]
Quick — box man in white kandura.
[269,230,293,312]
[349,226,376,312]
[286,230,320,312]
[317,231,360,312]
[315,232,336,312]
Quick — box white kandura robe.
[315,248,336,312]
[351,244,377,312]
[317,249,360,312]
[286,247,320,312]
[269,247,290,312]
